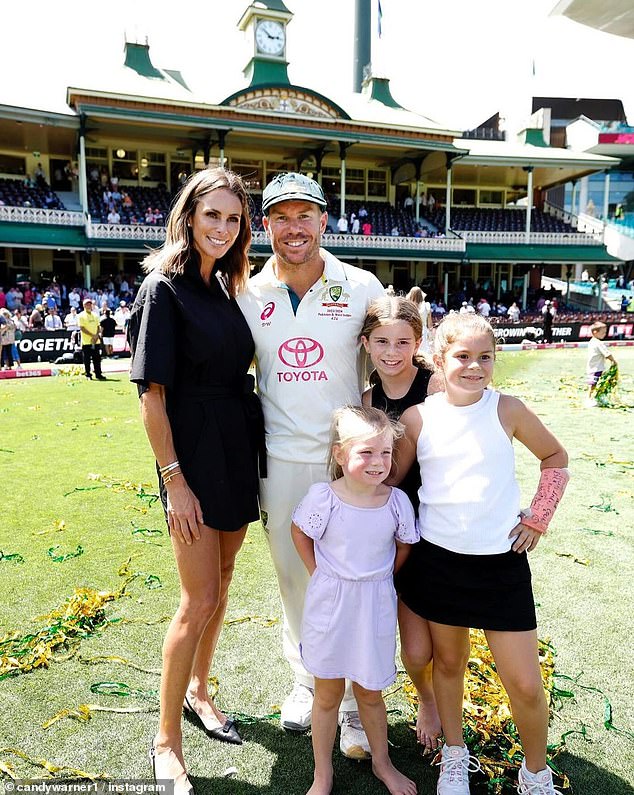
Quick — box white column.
[340,158,347,217]
[571,181,578,218]
[415,180,421,223]
[84,260,91,289]
[78,133,88,217]
[603,171,610,220]
[444,270,449,304]
[522,272,529,309]
[445,167,452,233]
[579,176,589,215]
[525,168,533,244]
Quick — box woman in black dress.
[128,168,263,794]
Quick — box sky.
[3,0,634,132]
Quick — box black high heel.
[183,695,243,745]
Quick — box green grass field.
[1,348,633,794]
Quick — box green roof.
[124,42,164,80]
[465,243,621,263]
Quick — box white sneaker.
[517,761,563,794]
[436,744,481,795]
[280,683,313,731]
[338,710,371,759]
[584,398,598,407]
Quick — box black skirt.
[396,538,537,632]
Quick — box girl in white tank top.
[394,313,570,795]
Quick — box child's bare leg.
[307,677,345,795]
[428,622,470,747]
[352,682,417,795]
[485,630,548,773]
[398,600,442,752]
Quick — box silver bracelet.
[159,460,180,475]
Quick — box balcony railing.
[543,202,607,241]
[86,220,166,241]
[0,206,607,249]
[251,230,466,252]
[0,205,84,225]
[459,230,603,245]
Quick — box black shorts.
[396,538,537,632]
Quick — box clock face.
[255,19,286,56]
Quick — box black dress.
[128,266,262,532]
[371,366,431,511]
[370,366,432,598]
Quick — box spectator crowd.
[0,274,135,369]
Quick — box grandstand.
[0,0,627,308]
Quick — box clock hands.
[263,29,283,42]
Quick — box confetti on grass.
[594,363,619,405]
[555,553,590,566]
[0,551,25,564]
[0,747,104,781]
[588,495,619,514]
[47,545,84,563]
[64,474,159,507]
[552,673,634,741]
[577,527,614,537]
[0,558,161,682]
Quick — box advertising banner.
[16,331,129,363]
[494,321,633,343]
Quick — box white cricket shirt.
[237,249,385,463]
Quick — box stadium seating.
[0,178,66,210]
[421,207,578,234]
[88,184,173,224]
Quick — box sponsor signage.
[16,331,129,363]
[16,331,75,362]
[276,336,328,382]
[494,322,633,343]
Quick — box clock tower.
[238,0,293,87]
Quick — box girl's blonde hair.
[141,167,252,297]
[433,312,497,362]
[360,296,431,384]
[406,285,425,305]
[327,405,403,480]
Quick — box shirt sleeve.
[291,482,333,540]
[390,488,419,544]
[128,273,178,389]
[597,340,610,358]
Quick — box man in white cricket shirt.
[237,173,384,758]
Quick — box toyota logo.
[278,337,324,368]
[261,302,275,320]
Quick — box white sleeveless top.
[417,389,520,554]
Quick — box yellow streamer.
[0,747,105,780]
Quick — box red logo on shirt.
[278,337,324,368]
[261,302,275,320]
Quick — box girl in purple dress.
[292,405,419,795]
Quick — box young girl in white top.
[395,313,569,795]
[359,296,443,753]
[292,405,419,795]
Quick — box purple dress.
[292,483,419,691]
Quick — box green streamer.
[47,545,84,563]
[0,550,25,563]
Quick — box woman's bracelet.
[163,469,183,484]
[159,460,180,476]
